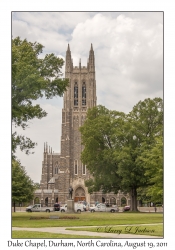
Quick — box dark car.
[54,203,60,211]
[123,205,130,212]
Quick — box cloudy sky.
[12,12,163,183]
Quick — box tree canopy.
[80,105,125,193]
[80,98,163,210]
[12,37,69,157]
[12,159,35,212]
[137,135,163,204]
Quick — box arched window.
[55,162,58,174]
[82,164,86,175]
[74,160,78,175]
[121,197,127,206]
[102,197,105,203]
[55,168,56,174]
[45,197,48,206]
[110,197,116,205]
[34,197,40,204]
[74,82,78,106]
[82,82,86,106]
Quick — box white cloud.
[12,19,67,53]
[68,13,163,112]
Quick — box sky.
[12,11,163,183]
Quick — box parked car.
[75,203,86,213]
[26,204,54,212]
[60,203,86,213]
[54,203,60,211]
[90,203,119,213]
[60,204,67,212]
[26,205,33,212]
[123,205,130,212]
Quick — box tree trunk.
[130,188,138,211]
[13,201,16,212]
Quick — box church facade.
[34,44,131,206]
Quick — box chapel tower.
[60,44,97,202]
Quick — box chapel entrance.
[74,187,86,202]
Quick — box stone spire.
[88,43,95,71]
[46,142,48,153]
[65,43,72,73]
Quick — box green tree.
[80,105,125,194]
[138,135,163,204]
[137,187,152,206]
[80,98,163,211]
[12,37,69,157]
[122,97,163,210]
[33,182,40,190]
[12,159,35,212]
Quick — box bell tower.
[60,44,97,202]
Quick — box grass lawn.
[12,212,163,228]
[66,224,163,237]
[12,231,105,239]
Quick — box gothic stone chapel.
[34,44,130,206]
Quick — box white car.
[75,203,86,213]
[60,203,86,213]
[60,204,67,212]
[90,203,119,213]
[25,204,54,212]
[26,205,33,212]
